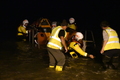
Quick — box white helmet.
[23,19,29,25]
[69,17,75,24]
[52,21,57,26]
[75,32,84,41]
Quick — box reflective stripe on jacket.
[104,27,120,50]
[47,26,67,50]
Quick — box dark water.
[0,40,120,80]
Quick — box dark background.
[1,0,120,43]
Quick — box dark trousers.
[102,49,120,69]
[47,47,65,66]
[17,35,28,41]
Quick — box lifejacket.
[104,27,120,51]
[68,23,76,30]
[17,25,28,36]
[47,26,67,50]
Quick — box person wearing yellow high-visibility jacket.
[67,17,77,31]
[68,32,94,59]
[100,21,120,70]
[47,23,68,71]
[17,19,29,41]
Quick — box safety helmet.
[52,21,57,26]
[23,19,29,25]
[69,17,75,24]
[75,32,84,41]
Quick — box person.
[47,22,68,71]
[67,17,77,32]
[17,19,29,41]
[100,21,120,70]
[67,32,94,59]
[51,21,57,30]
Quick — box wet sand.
[0,40,120,80]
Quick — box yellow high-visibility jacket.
[69,42,87,57]
[47,26,67,50]
[104,27,120,51]
[17,25,28,36]
[68,24,76,30]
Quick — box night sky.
[1,0,120,41]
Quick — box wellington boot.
[55,66,63,71]
[49,66,55,68]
